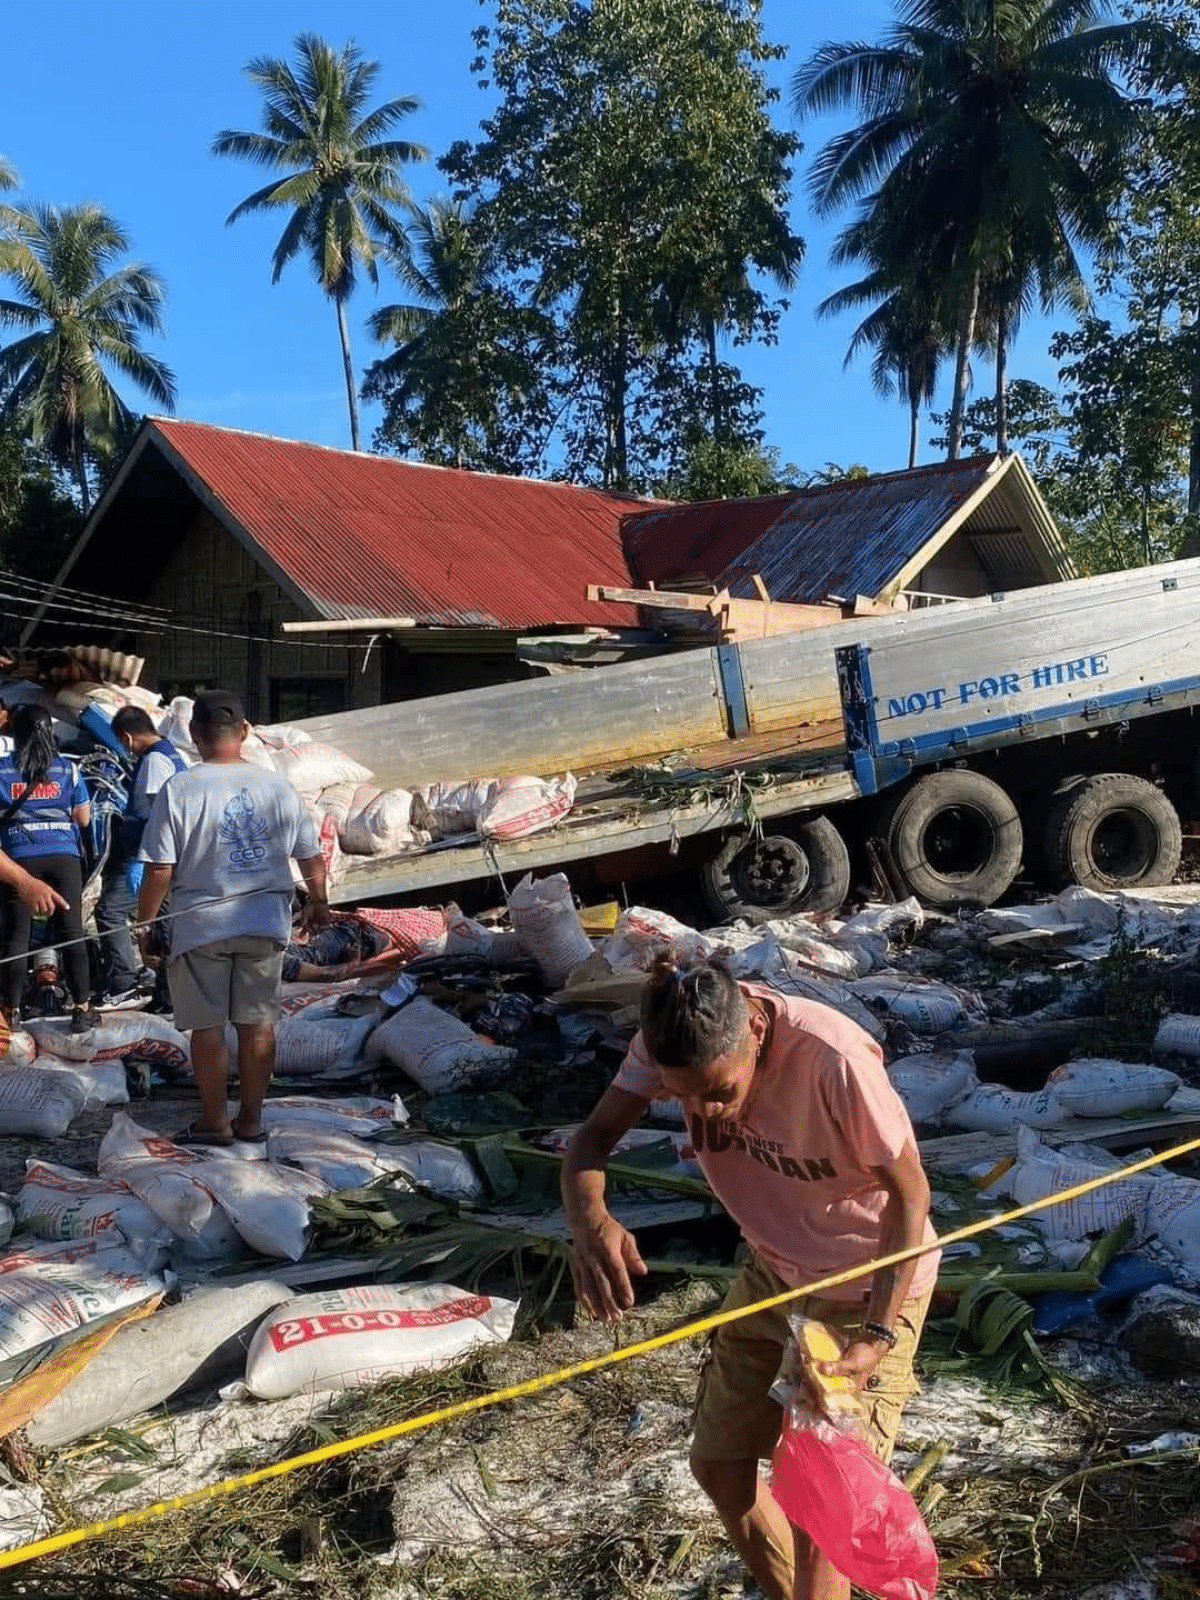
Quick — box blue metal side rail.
[835,643,1200,797]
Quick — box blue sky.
[4,0,1063,477]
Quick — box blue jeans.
[94,857,139,994]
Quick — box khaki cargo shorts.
[692,1252,931,1466]
[168,936,284,1032]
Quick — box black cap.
[191,689,246,730]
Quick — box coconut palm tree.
[823,277,945,469]
[793,0,1181,459]
[363,198,542,470]
[0,203,175,512]
[213,33,428,451]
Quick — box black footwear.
[69,1007,97,1035]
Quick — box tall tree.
[0,204,175,512]
[443,0,801,492]
[363,199,549,472]
[794,1,1180,459]
[213,32,428,451]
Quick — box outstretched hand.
[570,1214,648,1323]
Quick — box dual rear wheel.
[702,770,1182,922]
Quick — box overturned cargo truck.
[297,557,1200,919]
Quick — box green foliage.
[442,0,802,491]
[0,412,82,583]
[363,199,551,473]
[0,203,174,512]
[796,0,1190,460]
[660,433,799,502]
[214,32,429,451]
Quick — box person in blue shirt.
[0,704,93,1030]
[94,707,187,1003]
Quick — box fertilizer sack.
[340,787,422,856]
[1000,1126,1157,1242]
[267,1126,417,1191]
[848,975,967,1033]
[887,1052,978,1126]
[0,1067,86,1138]
[259,1096,403,1138]
[0,1238,166,1366]
[1143,1177,1200,1270]
[380,1139,486,1202]
[274,1003,377,1080]
[509,872,593,985]
[98,1114,225,1245]
[37,1052,128,1110]
[1047,1058,1181,1118]
[244,1282,518,1400]
[604,907,714,972]
[272,740,373,798]
[943,1083,1067,1133]
[411,778,496,839]
[18,1160,168,1258]
[194,1158,328,1262]
[28,1013,190,1074]
[477,774,577,840]
[368,997,517,1094]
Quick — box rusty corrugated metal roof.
[144,419,651,628]
[622,456,1057,604]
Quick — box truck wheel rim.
[1088,808,1157,879]
[729,837,811,909]
[922,804,996,882]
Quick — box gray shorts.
[168,936,284,1032]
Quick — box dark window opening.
[270,677,347,722]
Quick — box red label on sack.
[267,1294,492,1352]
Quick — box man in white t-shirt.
[136,690,329,1146]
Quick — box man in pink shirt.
[563,957,938,1600]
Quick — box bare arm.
[563,1084,652,1322]
[823,1140,932,1389]
[73,803,91,829]
[136,863,173,929]
[295,855,330,932]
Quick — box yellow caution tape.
[2,1131,1198,1571]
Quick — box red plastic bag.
[771,1413,938,1600]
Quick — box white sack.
[28,1013,190,1074]
[1155,1014,1200,1058]
[509,872,593,986]
[943,1083,1066,1133]
[274,1002,376,1080]
[98,1114,222,1244]
[368,998,516,1094]
[2,1032,36,1068]
[252,722,313,750]
[1000,1126,1156,1242]
[244,1282,518,1400]
[887,1051,978,1125]
[379,1140,486,1203]
[259,1096,403,1138]
[604,907,714,972]
[1144,1179,1200,1271]
[37,1052,128,1109]
[193,1159,327,1262]
[1047,1058,1181,1118]
[340,787,420,856]
[17,1161,168,1258]
[272,741,373,798]
[849,974,967,1032]
[0,1068,85,1138]
[478,774,577,840]
[0,1202,11,1249]
[0,1238,166,1364]
[267,1126,416,1191]
[412,779,497,839]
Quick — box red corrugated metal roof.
[148,419,651,629]
[621,457,1013,602]
[622,492,794,588]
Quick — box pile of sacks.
[888,1054,1185,1134]
[985,1124,1200,1278]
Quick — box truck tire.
[701,819,851,925]
[1045,773,1181,891]
[880,770,1022,909]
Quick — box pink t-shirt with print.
[613,984,940,1305]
